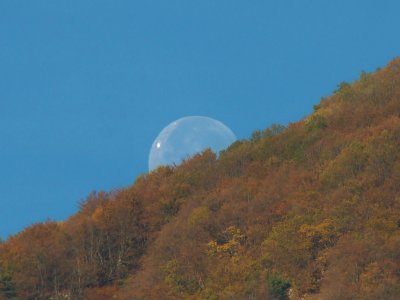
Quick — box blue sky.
[1,1,399,238]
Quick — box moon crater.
[148,116,237,171]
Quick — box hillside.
[2,58,400,299]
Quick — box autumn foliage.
[2,57,400,299]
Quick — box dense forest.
[2,58,400,299]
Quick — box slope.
[1,57,400,300]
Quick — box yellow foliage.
[207,226,244,257]
[299,219,337,250]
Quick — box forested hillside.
[2,58,400,300]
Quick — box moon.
[148,116,237,171]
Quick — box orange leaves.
[91,206,105,225]
[3,57,400,298]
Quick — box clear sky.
[1,1,399,238]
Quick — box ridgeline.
[2,58,400,299]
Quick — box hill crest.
[1,57,400,299]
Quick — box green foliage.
[359,70,371,83]
[321,142,368,187]
[304,114,327,132]
[267,274,291,300]
[161,259,201,295]
[251,130,262,141]
[264,124,286,137]
[0,269,16,299]
[160,197,180,220]
[335,81,350,92]
[333,81,359,103]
